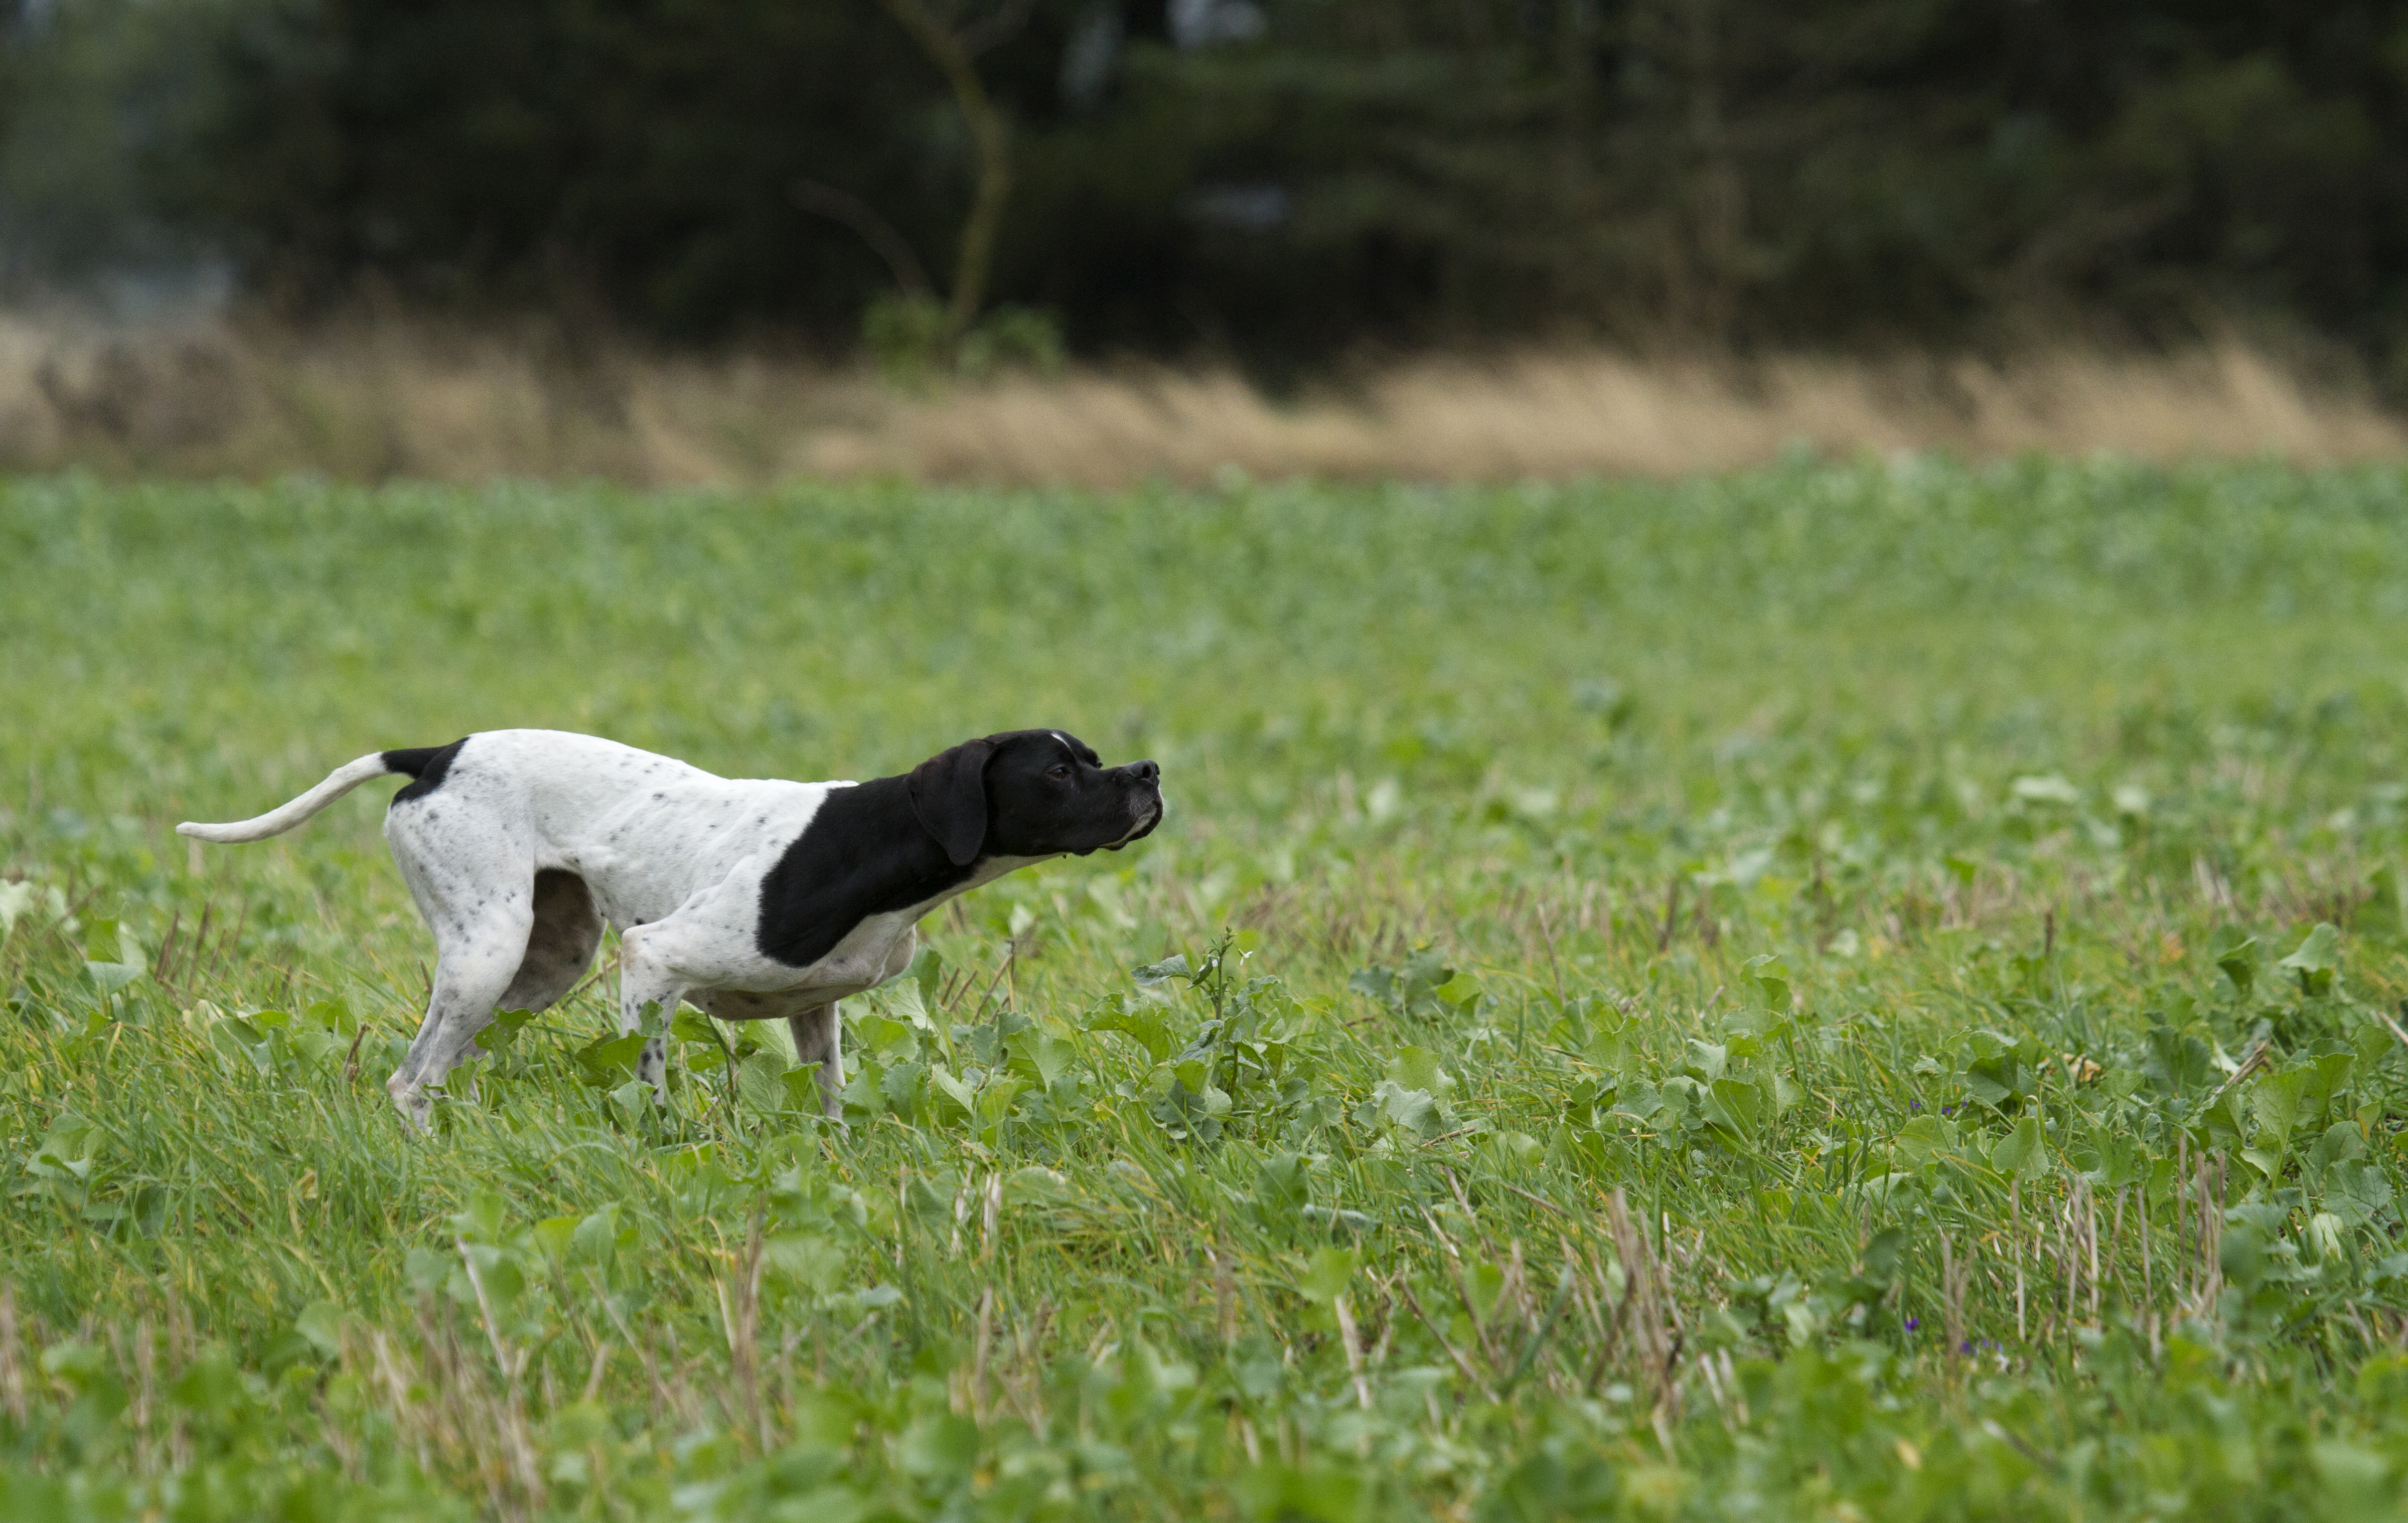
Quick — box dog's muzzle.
[1105,760,1164,851]
[1106,800,1163,851]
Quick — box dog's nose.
[1124,759,1160,786]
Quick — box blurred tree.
[0,0,228,293]
[6,0,2399,380]
[873,0,1032,342]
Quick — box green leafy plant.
[13,460,2408,1517]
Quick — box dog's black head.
[906,729,1164,868]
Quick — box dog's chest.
[788,909,921,997]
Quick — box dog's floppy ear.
[907,737,997,867]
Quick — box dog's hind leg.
[388,872,600,1120]
[786,1003,844,1119]
[385,909,534,1130]
[381,815,544,1129]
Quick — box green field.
[9,460,2408,1520]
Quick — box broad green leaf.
[403,1248,449,1294]
[1089,1003,1173,1062]
[304,998,359,1035]
[1704,1078,1762,1145]
[1006,1027,1073,1086]
[295,1302,344,1360]
[1770,1073,1801,1116]
[81,918,122,964]
[452,1189,508,1241]
[1385,1046,1456,1097]
[2333,1161,2396,1227]
[1255,1152,1310,1217]
[735,1051,791,1112]
[1863,1227,1907,1283]
[883,976,937,1033]
[1893,1114,1958,1166]
[2203,1086,2250,1152]
[29,1111,101,1179]
[171,1351,241,1412]
[973,1075,1024,1127]
[1376,1081,1447,1138]
[574,1032,646,1087]
[2278,923,2343,997]
[531,1215,579,1259]
[571,1207,620,1266]
[899,1412,980,1479]
[2215,939,2258,997]
[1684,1041,1727,1083]
[475,1008,535,1052]
[85,960,143,995]
[1132,954,1191,987]
[1743,954,1792,1011]
[2252,1067,2309,1151]
[1004,1166,1072,1207]
[488,1255,529,1308]
[1297,1246,1356,1306]
[875,1059,925,1117]
[1992,1116,2048,1179]
[2220,1222,2267,1290]
[852,1013,918,1057]
[927,1063,977,1122]
[764,1233,846,1294]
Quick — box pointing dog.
[178,729,1165,1129]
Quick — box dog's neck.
[754,774,1032,968]
[847,774,981,899]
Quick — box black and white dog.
[178,729,1164,1129]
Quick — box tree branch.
[877,0,1021,338]
[953,0,1036,58]
[790,177,935,300]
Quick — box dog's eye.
[1047,764,1072,781]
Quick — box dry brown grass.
[2,307,2397,486]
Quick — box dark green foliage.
[9,1,2408,372]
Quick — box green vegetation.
[6,3,2401,372]
[10,459,2408,1518]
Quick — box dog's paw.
[386,1081,435,1134]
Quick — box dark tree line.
[4,0,2403,378]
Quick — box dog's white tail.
[176,754,396,843]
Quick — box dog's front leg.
[787,1003,844,1120]
[617,925,687,1107]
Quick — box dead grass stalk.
[1,309,2397,486]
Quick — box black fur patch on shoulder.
[757,776,972,968]
[383,739,468,805]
